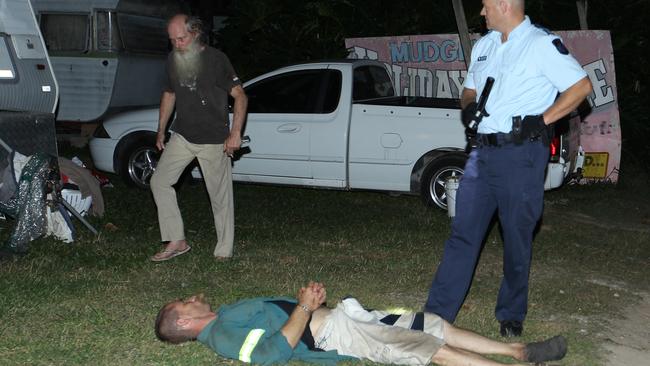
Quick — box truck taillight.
[549,136,560,162]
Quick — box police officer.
[424,0,592,337]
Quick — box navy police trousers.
[424,138,549,323]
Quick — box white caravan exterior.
[0,0,58,114]
[29,0,181,122]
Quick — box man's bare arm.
[280,282,326,348]
[224,85,248,155]
[541,77,592,125]
[157,91,176,150]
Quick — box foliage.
[215,0,472,79]
[582,0,650,171]
[215,0,354,79]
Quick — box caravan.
[30,0,182,122]
[0,0,58,114]
[0,0,62,252]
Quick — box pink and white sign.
[345,31,621,182]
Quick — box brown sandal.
[150,246,191,262]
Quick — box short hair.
[168,14,203,36]
[185,15,203,36]
[154,302,196,344]
[511,0,525,11]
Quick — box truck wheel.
[421,156,466,209]
[120,137,160,189]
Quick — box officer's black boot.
[499,320,523,337]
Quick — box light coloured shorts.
[314,298,445,365]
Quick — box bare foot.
[150,240,191,262]
[165,240,189,252]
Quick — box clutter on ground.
[0,150,110,255]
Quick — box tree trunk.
[451,0,472,69]
[576,0,589,30]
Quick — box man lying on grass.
[155,281,566,365]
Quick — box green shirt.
[197,297,353,365]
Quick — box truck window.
[0,37,16,79]
[320,70,342,113]
[246,69,341,114]
[40,13,89,52]
[117,13,168,54]
[353,65,395,101]
[96,11,123,51]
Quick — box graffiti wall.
[345,30,621,182]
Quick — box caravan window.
[117,14,168,54]
[40,14,89,52]
[0,37,16,79]
[96,11,123,51]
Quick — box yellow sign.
[582,152,609,178]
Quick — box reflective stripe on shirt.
[239,329,266,363]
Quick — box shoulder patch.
[552,38,569,55]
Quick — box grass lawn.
[1,150,649,365]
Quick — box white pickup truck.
[89,59,573,209]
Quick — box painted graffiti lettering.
[389,40,466,63]
[348,46,378,60]
[404,67,433,96]
[351,47,616,107]
[389,63,403,94]
[394,66,466,97]
[583,59,615,108]
[581,120,614,136]
[345,31,621,183]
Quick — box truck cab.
[89,59,577,210]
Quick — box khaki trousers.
[315,298,445,365]
[150,133,234,257]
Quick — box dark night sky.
[185,0,230,17]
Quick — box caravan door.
[0,0,58,114]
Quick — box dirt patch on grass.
[544,192,650,365]
[544,203,650,234]
[602,291,650,365]
[561,211,650,234]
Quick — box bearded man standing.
[150,14,247,262]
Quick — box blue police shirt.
[464,16,588,134]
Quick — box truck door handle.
[277,124,301,133]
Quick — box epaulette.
[533,23,554,35]
[481,29,494,37]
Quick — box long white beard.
[173,41,202,91]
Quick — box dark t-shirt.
[163,47,241,144]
